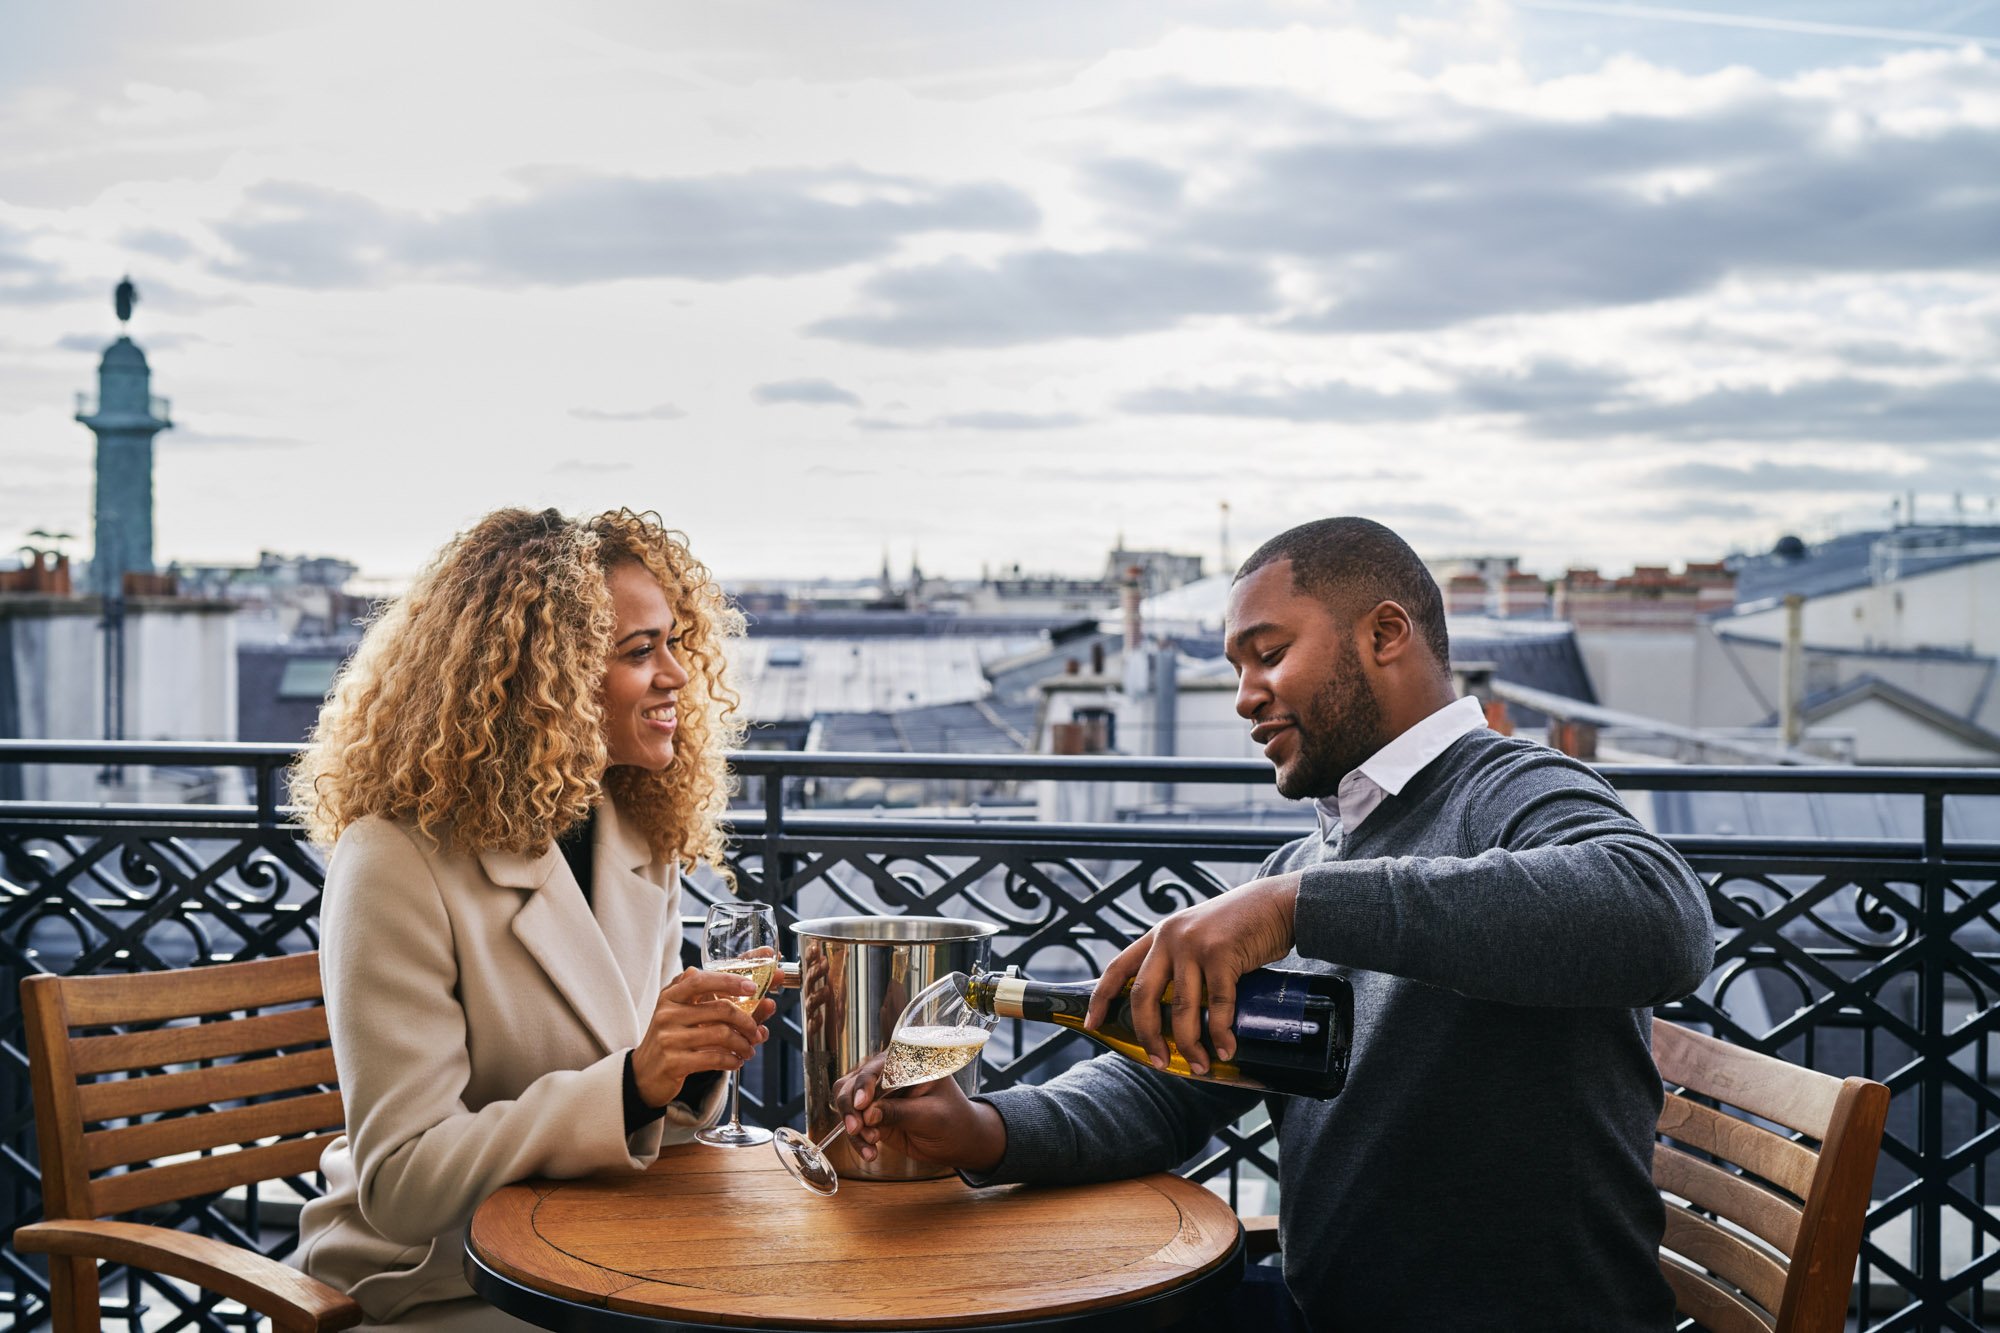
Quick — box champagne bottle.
[963,966,1351,1099]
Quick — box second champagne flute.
[772,971,996,1195]
[695,900,779,1148]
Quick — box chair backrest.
[22,952,343,1224]
[1652,1018,1890,1333]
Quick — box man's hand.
[1085,873,1301,1074]
[837,1051,1007,1175]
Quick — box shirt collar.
[1314,694,1488,840]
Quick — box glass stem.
[727,1068,745,1130]
[811,1079,907,1154]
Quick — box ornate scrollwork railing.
[1,742,1997,1331]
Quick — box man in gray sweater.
[843,517,1715,1331]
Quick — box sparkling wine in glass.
[772,970,994,1195]
[695,900,779,1148]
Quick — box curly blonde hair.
[292,507,745,870]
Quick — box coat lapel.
[483,827,641,1056]
[590,802,676,1017]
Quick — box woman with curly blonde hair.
[293,507,772,1331]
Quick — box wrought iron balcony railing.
[1,740,1998,1331]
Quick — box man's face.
[1225,560,1387,801]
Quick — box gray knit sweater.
[973,728,1714,1332]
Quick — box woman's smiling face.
[600,561,690,773]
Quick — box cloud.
[1647,457,1998,493]
[57,330,204,354]
[96,83,210,129]
[808,249,1278,347]
[552,459,636,474]
[1829,341,1960,370]
[121,228,197,262]
[1082,157,1184,212]
[167,428,304,450]
[1365,499,1481,526]
[211,170,1039,288]
[753,378,862,407]
[0,223,91,305]
[1124,379,1445,422]
[1544,376,2000,444]
[568,404,686,422]
[1098,71,2000,331]
[211,182,398,287]
[1124,360,1616,423]
[852,410,1089,432]
[1127,360,2000,449]
[939,410,1087,430]
[1668,321,1960,370]
[1625,498,1764,522]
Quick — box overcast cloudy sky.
[4,1,1999,583]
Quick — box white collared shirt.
[1314,694,1488,841]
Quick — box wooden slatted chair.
[13,952,361,1332]
[1653,1017,1891,1333]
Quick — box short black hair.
[1236,517,1451,671]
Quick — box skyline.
[4,2,2000,584]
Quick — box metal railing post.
[761,762,789,1124]
[1920,783,1947,1320]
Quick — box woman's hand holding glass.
[632,964,775,1110]
[695,901,781,1146]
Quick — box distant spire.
[115,275,138,326]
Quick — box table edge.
[466,1231,1247,1333]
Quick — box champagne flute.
[772,970,995,1195]
[694,901,780,1148]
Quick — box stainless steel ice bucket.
[790,915,999,1182]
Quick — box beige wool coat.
[296,802,725,1327]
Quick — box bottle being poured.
[962,964,1351,1099]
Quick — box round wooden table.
[465,1144,1245,1332]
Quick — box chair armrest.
[15,1220,363,1333]
[1242,1213,1280,1260]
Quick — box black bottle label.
[1232,970,1320,1044]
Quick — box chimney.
[1152,642,1179,808]
[1446,573,1487,616]
[1452,661,1497,702]
[1121,565,1143,650]
[1549,718,1598,760]
[1780,593,1805,746]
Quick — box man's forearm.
[969,1053,1252,1186]
[1293,836,1712,1007]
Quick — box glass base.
[771,1126,839,1195]
[696,1120,773,1148]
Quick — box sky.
[3,0,2000,585]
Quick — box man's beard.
[1274,639,1387,801]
